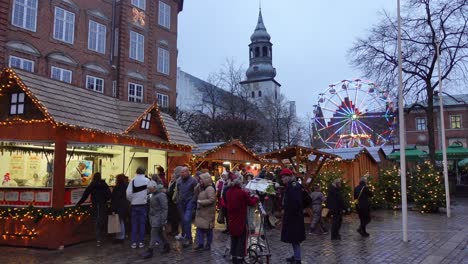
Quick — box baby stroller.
[223,201,271,264]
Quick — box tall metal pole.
[397,0,408,242]
[436,42,451,217]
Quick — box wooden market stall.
[0,68,196,248]
[260,145,338,187]
[191,140,263,177]
[317,147,382,188]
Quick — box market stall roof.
[315,147,381,162]
[260,145,338,161]
[387,147,428,161]
[1,68,196,148]
[436,144,468,160]
[192,140,262,163]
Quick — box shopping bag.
[217,209,225,224]
[321,208,330,218]
[108,213,121,234]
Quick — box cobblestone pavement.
[1,199,467,264]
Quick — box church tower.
[241,9,281,103]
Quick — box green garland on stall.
[0,205,92,223]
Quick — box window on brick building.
[251,91,255,98]
[131,0,146,10]
[51,66,72,83]
[86,75,104,93]
[140,113,151,130]
[53,7,75,44]
[128,82,143,102]
[450,115,462,129]
[9,56,34,72]
[12,0,38,31]
[258,90,262,97]
[157,48,170,75]
[129,31,144,62]
[416,117,426,131]
[88,20,106,54]
[158,1,171,29]
[10,92,25,115]
[157,93,169,109]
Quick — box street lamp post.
[436,41,451,218]
[397,0,408,242]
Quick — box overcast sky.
[178,0,397,117]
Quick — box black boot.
[142,248,154,259]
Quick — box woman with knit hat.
[226,172,259,264]
[280,168,305,264]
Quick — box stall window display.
[0,150,51,188]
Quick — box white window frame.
[129,31,144,62]
[51,66,72,83]
[86,75,104,93]
[12,0,38,31]
[128,82,143,102]
[10,92,25,115]
[88,20,107,54]
[140,113,151,130]
[131,0,146,10]
[157,47,169,75]
[158,1,171,29]
[157,93,169,109]
[53,7,75,44]
[415,117,426,131]
[450,115,462,129]
[9,56,34,72]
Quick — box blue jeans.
[131,205,147,244]
[178,201,195,241]
[292,243,301,261]
[196,228,213,246]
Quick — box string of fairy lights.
[0,68,192,152]
[0,206,91,240]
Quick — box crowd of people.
[76,165,373,264]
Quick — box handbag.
[107,213,121,234]
[355,186,365,211]
[321,208,330,218]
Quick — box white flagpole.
[397,0,408,242]
[436,42,451,218]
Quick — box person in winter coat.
[167,166,182,236]
[126,166,150,249]
[175,166,198,247]
[354,177,373,237]
[77,172,111,246]
[226,172,259,264]
[217,172,230,233]
[327,178,346,240]
[143,181,170,258]
[157,166,168,188]
[280,168,305,264]
[111,174,130,242]
[194,172,216,251]
[309,184,328,235]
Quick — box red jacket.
[226,186,258,236]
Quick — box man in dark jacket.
[280,168,305,264]
[354,177,373,237]
[77,172,111,246]
[327,178,345,240]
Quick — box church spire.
[250,8,270,42]
[246,8,276,81]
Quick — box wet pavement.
[1,198,467,264]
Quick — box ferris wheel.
[312,79,396,149]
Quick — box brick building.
[0,0,183,113]
[405,93,468,150]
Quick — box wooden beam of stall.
[52,127,66,209]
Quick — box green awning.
[436,144,468,160]
[458,158,468,167]
[388,147,428,161]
